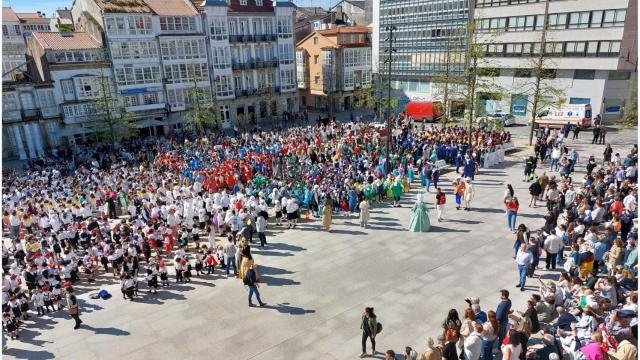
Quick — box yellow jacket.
[607,340,638,360]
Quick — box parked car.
[477,112,516,127]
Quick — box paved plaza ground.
[4,124,638,360]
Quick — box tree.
[355,80,397,121]
[431,34,465,127]
[516,0,565,146]
[621,76,638,128]
[184,67,219,136]
[85,68,137,146]
[261,87,278,129]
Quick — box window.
[598,41,621,56]
[514,68,532,78]
[239,0,247,5]
[608,71,631,80]
[124,95,138,107]
[75,77,100,98]
[478,68,499,77]
[159,39,206,61]
[159,17,196,32]
[544,42,563,56]
[573,70,595,80]
[278,43,294,64]
[276,17,292,38]
[14,25,20,35]
[279,69,295,90]
[505,43,523,57]
[313,37,318,45]
[314,76,320,85]
[163,63,208,84]
[540,69,557,79]
[114,65,161,86]
[104,15,152,35]
[508,16,526,31]
[590,10,603,28]
[2,25,7,36]
[215,75,233,97]
[602,9,626,27]
[586,41,598,56]
[314,55,319,64]
[568,12,590,29]
[111,41,158,60]
[548,13,567,30]
[142,93,158,105]
[167,88,185,108]
[61,79,75,101]
[211,46,231,69]
[343,71,354,89]
[565,42,586,56]
[209,17,228,40]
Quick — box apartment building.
[202,0,298,127]
[475,0,637,120]
[27,31,113,144]
[71,0,297,130]
[2,7,27,81]
[296,25,372,112]
[377,0,471,106]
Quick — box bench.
[434,159,451,171]
[503,142,517,152]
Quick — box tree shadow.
[12,328,54,347]
[78,299,103,313]
[258,265,295,276]
[428,226,470,233]
[442,219,483,225]
[81,324,130,336]
[251,249,294,257]
[266,302,315,315]
[267,242,306,252]
[2,348,56,360]
[260,276,300,287]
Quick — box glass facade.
[379,0,470,83]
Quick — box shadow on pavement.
[266,302,315,315]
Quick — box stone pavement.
[4,125,637,360]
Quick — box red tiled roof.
[16,12,51,24]
[32,32,102,50]
[95,0,151,13]
[319,25,372,35]
[145,0,198,16]
[3,7,20,22]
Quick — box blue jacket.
[496,299,512,322]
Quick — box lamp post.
[384,25,396,173]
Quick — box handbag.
[69,305,78,315]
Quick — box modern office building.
[296,25,372,112]
[377,0,471,106]
[474,0,637,120]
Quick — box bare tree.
[184,67,219,136]
[85,67,137,146]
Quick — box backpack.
[98,289,111,300]
[376,321,383,334]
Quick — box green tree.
[621,76,638,128]
[184,67,219,135]
[85,68,137,146]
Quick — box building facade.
[71,0,298,131]
[27,31,113,145]
[377,0,471,107]
[202,0,298,127]
[2,8,28,81]
[296,26,372,112]
[474,0,637,120]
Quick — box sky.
[2,0,338,18]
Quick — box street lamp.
[384,25,397,173]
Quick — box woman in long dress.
[322,195,333,231]
[408,193,431,232]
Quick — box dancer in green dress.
[408,193,431,232]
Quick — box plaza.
[3,123,637,360]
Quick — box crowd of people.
[372,128,638,360]
[1,115,510,342]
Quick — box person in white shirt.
[516,244,533,291]
[256,215,267,247]
[285,198,299,229]
[222,237,237,276]
[623,190,637,212]
[464,323,483,360]
[227,211,240,243]
[543,231,563,270]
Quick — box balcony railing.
[21,109,41,120]
[229,34,276,43]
